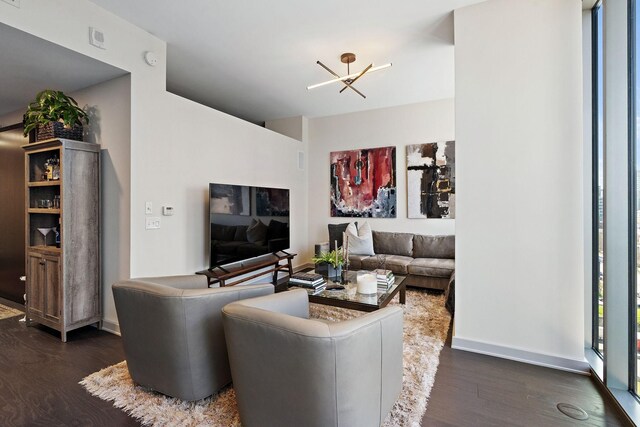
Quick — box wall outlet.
[145,201,152,215]
[2,0,20,8]
[145,217,160,230]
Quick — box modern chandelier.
[307,52,392,99]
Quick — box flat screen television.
[209,183,290,268]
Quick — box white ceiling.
[90,0,485,124]
[0,23,127,118]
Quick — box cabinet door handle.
[39,261,45,265]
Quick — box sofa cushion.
[362,254,413,275]
[267,220,288,240]
[347,254,370,270]
[372,231,414,257]
[328,222,355,250]
[246,219,267,244]
[212,241,248,256]
[412,235,455,259]
[346,221,375,256]
[408,258,455,278]
[234,225,248,242]
[211,224,236,241]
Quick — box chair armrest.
[134,274,209,289]
[229,288,309,319]
[326,306,403,337]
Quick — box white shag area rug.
[80,289,451,427]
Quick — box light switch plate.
[145,201,152,215]
[145,217,160,230]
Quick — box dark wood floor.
[0,299,632,427]
[0,305,139,426]
[423,325,632,426]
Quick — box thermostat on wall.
[162,206,174,216]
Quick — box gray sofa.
[112,275,273,401]
[348,231,455,292]
[222,288,403,427]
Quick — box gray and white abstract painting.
[406,141,455,219]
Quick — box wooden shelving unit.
[23,138,101,342]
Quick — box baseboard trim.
[101,319,120,336]
[452,336,590,375]
[295,263,315,272]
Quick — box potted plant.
[312,248,345,278]
[23,90,89,142]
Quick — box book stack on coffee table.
[375,269,395,290]
[289,272,326,294]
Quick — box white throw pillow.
[345,221,375,256]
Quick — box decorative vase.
[316,262,342,279]
[328,264,342,279]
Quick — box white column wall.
[453,0,586,371]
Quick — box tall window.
[593,2,605,358]
[633,0,639,394]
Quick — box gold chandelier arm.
[317,60,341,79]
[307,63,392,90]
[339,63,373,94]
[316,61,366,98]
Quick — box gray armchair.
[112,276,273,401]
[222,289,403,427]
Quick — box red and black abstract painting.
[330,146,396,218]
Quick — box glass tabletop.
[290,270,405,308]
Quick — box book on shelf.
[290,272,324,282]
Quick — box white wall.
[71,75,131,328]
[453,0,586,371]
[132,92,309,275]
[307,99,455,250]
[265,116,308,143]
[0,0,308,331]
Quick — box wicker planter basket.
[36,121,83,142]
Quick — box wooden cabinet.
[26,249,61,321]
[23,139,100,342]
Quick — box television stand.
[196,251,296,288]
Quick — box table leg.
[400,285,406,304]
[287,257,293,276]
[272,262,279,285]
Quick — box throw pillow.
[328,222,357,250]
[267,219,289,240]
[246,219,267,245]
[234,225,248,242]
[345,221,375,256]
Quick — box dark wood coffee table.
[290,270,406,312]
